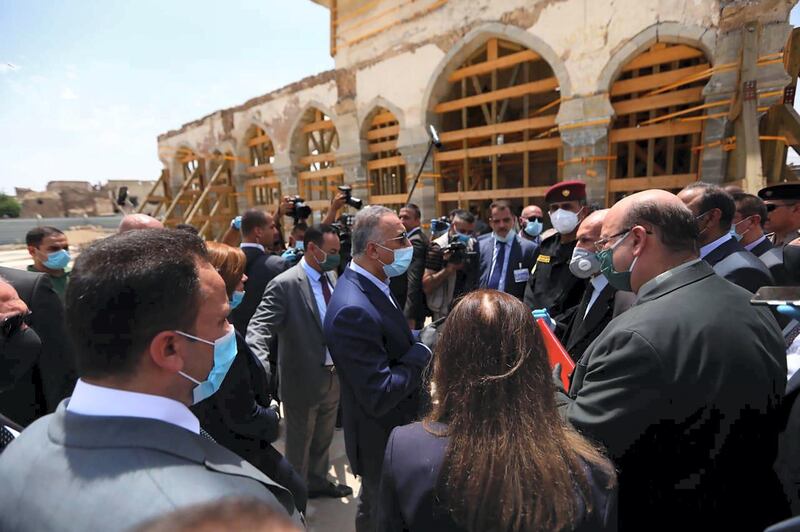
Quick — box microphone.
[427,124,442,148]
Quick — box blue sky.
[0,0,334,194]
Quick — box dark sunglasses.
[1,311,32,339]
[526,216,543,223]
[766,202,797,213]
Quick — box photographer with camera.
[422,209,480,321]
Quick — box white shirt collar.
[66,379,200,434]
[407,227,421,238]
[240,242,265,252]
[349,260,396,306]
[744,234,768,252]
[301,256,322,282]
[699,234,732,259]
[590,274,608,293]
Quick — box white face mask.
[550,208,582,234]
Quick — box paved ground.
[0,254,361,532]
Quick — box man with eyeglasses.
[524,181,589,318]
[678,182,773,293]
[519,204,545,250]
[558,189,788,530]
[760,183,800,246]
[732,193,794,286]
[323,205,433,532]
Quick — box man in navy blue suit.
[323,205,432,532]
[478,200,538,301]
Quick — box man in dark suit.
[760,182,800,246]
[230,209,287,378]
[732,193,795,286]
[324,206,432,532]
[0,266,76,425]
[0,229,301,531]
[556,209,634,364]
[561,189,788,530]
[678,182,773,293]
[390,204,429,329]
[478,201,537,301]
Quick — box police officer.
[759,183,800,246]
[524,181,588,317]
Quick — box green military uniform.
[27,265,70,303]
[523,232,584,318]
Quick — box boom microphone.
[427,124,442,148]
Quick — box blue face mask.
[524,220,543,237]
[230,291,245,310]
[295,241,304,251]
[176,326,238,405]
[454,231,471,243]
[494,228,516,244]
[376,243,414,277]
[43,249,70,270]
[729,217,750,242]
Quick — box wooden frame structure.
[607,43,709,204]
[297,108,343,212]
[244,126,281,211]
[136,169,172,218]
[433,37,561,215]
[366,108,407,209]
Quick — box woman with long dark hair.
[377,290,617,531]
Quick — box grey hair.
[351,205,395,258]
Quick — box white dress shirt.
[67,379,200,434]
[585,275,609,318]
[301,257,334,366]
[240,242,265,252]
[489,235,513,292]
[350,261,396,308]
[699,234,732,259]
[745,235,768,253]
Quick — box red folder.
[536,318,575,390]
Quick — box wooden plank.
[306,200,331,210]
[300,152,337,166]
[438,186,550,202]
[439,116,556,143]
[245,176,281,187]
[247,134,270,147]
[368,139,398,153]
[613,87,704,116]
[622,45,704,72]
[435,77,559,113]
[246,163,274,175]
[448,50,540,82]
[611,64,709,97]
[371,111,397,126]
[302,120,336,134]
[435,137,562,162]
[298,166,344,180]
[607,174,697,192]
[369,193,408,204]
[366,124,399,140]
[367,155,405,170]
[609,122,702,143]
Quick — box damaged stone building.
[151,0,800,240]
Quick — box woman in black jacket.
[192,241,306,514]
[377,290,617,532]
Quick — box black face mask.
[785,245,800,280]
[0,327,42,393]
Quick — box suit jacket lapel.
[347,269,412,342]
[570,284,615,349]
[703,238,737,267]
[297,267,323,332]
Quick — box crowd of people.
[1,178,800,531]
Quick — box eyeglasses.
[381,231,409,245]
[1,311,32,339]
[766,202,797,213]
[594,227,652,252]
[525,216,543,223]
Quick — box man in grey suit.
[560,190,788,530]
[0,229,301,532]
[248,224,352,499]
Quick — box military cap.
[545,180,586,204]
[758,182,800,201]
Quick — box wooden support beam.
[247,134,270,147]
[607,174,697,192]
[302,120,336,134]
[298,166,344,180]
[609,122,702,143]
[738,22,766,193]
[623,45,704,72]
[367,155,405,171]
[369,193,408,204]
[244,176,281,187]
[246,163,274,175]
[366,124,400,140]
[448,50,540,82]
[371,112,397,126]
[611,64,709,97]
[368,139,398,153]
[299,152,337,166]
[439,116,557,144]
[612,87,704,116]
[435,77,559,113]
[435,137,562,162]
[438,186,550,202]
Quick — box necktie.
[578,282,595,320]
[0,425,15,451]
[488,241,506,290]
[199,427,217,443]
[321,274,332,305]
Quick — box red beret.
[545,180,586,203]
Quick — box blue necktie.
[488,241,506,290]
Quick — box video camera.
[330,213,357,275]
[440,236,478,266]
[337,185,363,210]
[430,216,450,237]
[289,196,312,223]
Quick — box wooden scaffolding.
[298,108,343,215]
[366,108,407,210]
[244,126,281,211]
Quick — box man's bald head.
[575,209,607,252]
[118,214,164,233]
